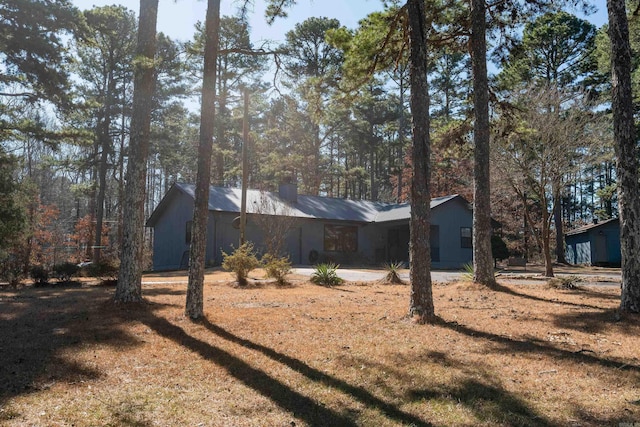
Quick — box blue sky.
[75,0,383,45]
[74,0,609,46]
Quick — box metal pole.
[240,87,249,246]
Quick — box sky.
[73,0,609,46]
[74,0,384,45]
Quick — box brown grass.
[1,271,638,426]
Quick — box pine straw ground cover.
[1,271,638,427]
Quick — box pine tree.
[115,0,159,303]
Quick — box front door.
[387,226,410,263]
[594,233,608,265]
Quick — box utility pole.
[240,87,249,246]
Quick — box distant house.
[565,218,621,267]
[146,182,474,271]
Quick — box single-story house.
[146,182,475,271]
[565,218,621,267]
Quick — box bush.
[52,262,80,282]
[310,263,344,286]
[222,242,260,286]
[30,265,49,286]
[491,235,510,265]
[0,256,24,287]
[262,254,292,286]
[84,259,119,281]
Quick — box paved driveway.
[292,267,621,286]
[293,268,463,283]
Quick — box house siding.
[430,198,473,269]
[565,220,621,266]
[152,191,192,270]
[152,191,216,271]
[566,233,591,265]
[148,184,476,271]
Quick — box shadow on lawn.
[338,350,553,426]
[198,319,429,426]
[492,283,640,337]
[409,378,552,427]
[440,318,640,374]
[552,308,639,335]
[139,314,370,427]
[493,282,616,311]
[0,285,143,407]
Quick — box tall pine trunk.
[115,0,158,303]
[470,0,496,287]
[94,119,109,262]
[608,0,640,313]
[186,0,221,320]
[407,0,435,324]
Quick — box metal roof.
[565,217,619,236]
[147,183,466,226]
[374,194,462,223]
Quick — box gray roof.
[565,217,619,236]
[374,194,461,223]
[147,183,465,226]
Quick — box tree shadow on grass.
[0,286,144,407]
[200,320,430,425]
[439,318,640,373]
[334,349,553,426]
[569,285,621,301]
[138,313,365,427]
[493,282,615,311]
[409,378,552,427]
[155,317,432,426]
[552,308,639,335]
[142,286,187,298]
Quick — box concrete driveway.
[292,266,621,286]
[292,268,464,283]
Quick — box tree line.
[1,0,639,317]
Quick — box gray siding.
[430,198,473,269]
[565,220,621,266]
[151,192,215,271]
[566,233,591,265]
[152,191,193,271]
[149,185,475,271]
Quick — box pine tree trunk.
[114,0,158,303]
[186,0,220,320]
[470,0,496,288]
[608,0,640,313]
[94,124,109,262]
[407,0,435,324]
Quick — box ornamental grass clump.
[222,242,260,286]
[380,261,406,285]
[310,263,344,286]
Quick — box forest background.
[0,0,622,281]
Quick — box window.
[324,225,358,252]
[460,227,472,248]
[185,220,193,244]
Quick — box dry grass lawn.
[1,269,638,426]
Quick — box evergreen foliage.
[310,263,344,286]
[262,254,292,286]
[222,242,261,286]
